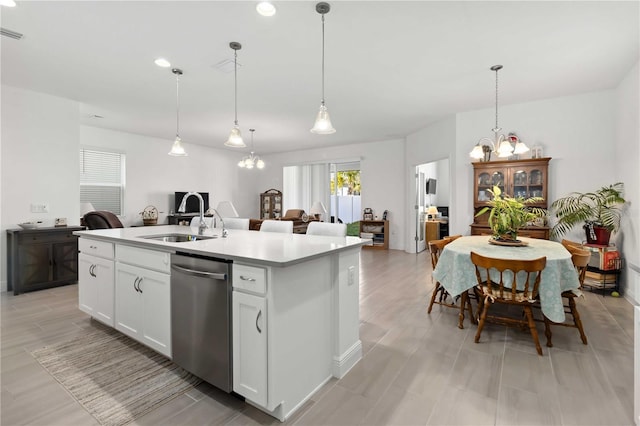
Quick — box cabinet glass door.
[512,170,528,198]
[491,171,505,193]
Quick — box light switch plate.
[31,203,49,213]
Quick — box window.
[80,148,125,215]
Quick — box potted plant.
[550,182,625,245]
[476,186,547,242]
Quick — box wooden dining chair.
[427,237,475,329]
[470,251,547,355]
[541,248,591,347]
[561,238,585,252]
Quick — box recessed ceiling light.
[256,1,276,17]
[0,0,17,7]
[154,58,171,68]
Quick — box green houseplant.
[550,182,626,245]
[476,186,547,242]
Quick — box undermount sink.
[141,233,217,242]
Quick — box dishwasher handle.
[171,264,227,280]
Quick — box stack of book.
[360,232,374,239]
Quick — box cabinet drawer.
[233,264,267,295]
[19,231,75,244]
[79,238,114,259]
[116,245,170,273]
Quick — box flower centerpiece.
[476,186,547,243]
[140,205,159,226]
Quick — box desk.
[432,236,580,323]
[425,221,440,243]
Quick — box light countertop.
[74,225,367,267]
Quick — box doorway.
[412,158,450,253]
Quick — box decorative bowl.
[18,222,41,229]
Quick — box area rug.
[31,324,201,426]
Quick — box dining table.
[432,235,581,323]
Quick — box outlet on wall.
[31,203,49,213]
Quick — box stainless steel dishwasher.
[171,253,232,392]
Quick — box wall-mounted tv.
[175,192,210,214]
[426,178,437,195]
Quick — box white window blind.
[80,148,125,215]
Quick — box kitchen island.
[74,225,366,421]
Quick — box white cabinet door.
[78,254,97,316]
[233,291,267,406]
[115,262,171,357]
[79,254,114,326]
[139,268,171,357]
[115,263,143,340]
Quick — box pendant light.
[168,68,187,156]
[238,129,265,169]
[469,65,528,161]
[310,2,336,134]
[225,42,246,148]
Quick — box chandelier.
[470,65,528,161]
[238,129,265,169]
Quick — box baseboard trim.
[332,340,362,378]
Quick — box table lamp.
[216,201,239,218]
[427,206,438,220]
[310,201,327,221]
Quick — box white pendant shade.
[168,68,187,156]
[469,144,484,159]
[256,159,265,169]
[513,140,530,154]
[310,104,336,134]
[168,137,187,156]
[225,125,245,147]
[497,139,514,157]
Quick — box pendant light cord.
[494,67,499,132]
[176,73,180,138]
[321,13,326,105]
[234,49,238,126]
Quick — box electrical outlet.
[348,266,355,285]
[31,203,49,213]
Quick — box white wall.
[260,139,406,250]
[1,86,80,291]
[0,85,254,291]
[80,126,254,226]
[451,89,618,238]
[614,61,639,303]
[405,116,457,252]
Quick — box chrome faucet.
[178,192,207,235]
[211,209,228,238]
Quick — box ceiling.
[1,1,638,155]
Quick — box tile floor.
[1,249,635,425]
